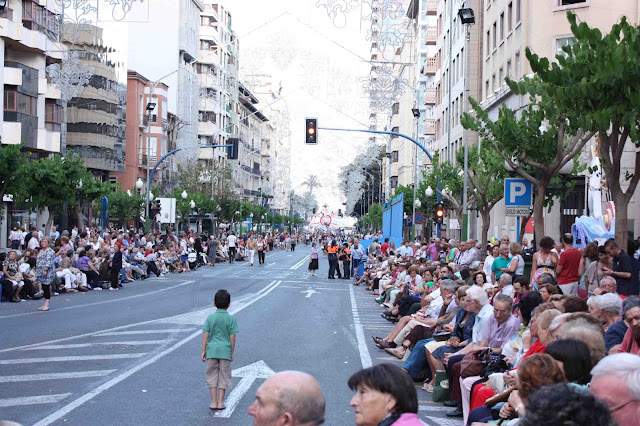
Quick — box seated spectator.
[588,293,626,353]
[590,353,640,426]
[593,276,623,298]
[348,364,422,426]
[538,280,560,303]
[544,338,593,385]
[562,295,588,313]
[617,296,640,354]
[519,383,615,426]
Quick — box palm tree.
[302,175,321,197]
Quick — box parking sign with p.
[504,178,533,216]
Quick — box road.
[0,248,461,425]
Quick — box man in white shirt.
[399,242,414,257]
[27,231,40,250]
[497,273,514,297]
[227,231,237,263]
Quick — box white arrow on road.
[301,288,319,298]
[215,360,275,418]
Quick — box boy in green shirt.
[201,289,238,410]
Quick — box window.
[486,30,491,57]
[556,37,575,57]
[506,60,512,78]
[515,51,521,78]
[45,101,61,123]
[508,2,513,32]
[500,13,504,42]
[499,68,503,86]
[390,176,398,189]
[516,0,521,23]
[559,0,587,5]
[392,102,400,115]
[4,90,16,111]
[492,22,497,50]
[485,80,489,98]
[16,93,37,116]
[492,74,496,92]
[391,151,399,163]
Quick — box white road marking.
[32,280,284,426]
[289,255,310,270]
[94,329,194,337]
[0,353,147,365]
[0,394,69,408]
[215,360,276,418]
[0,280,196,320]
[21,341,169,350]
[349,284,372,368]
[301,288,319,298]
[0,370,117,383]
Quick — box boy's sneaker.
[93,287,102,291]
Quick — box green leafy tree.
[521,12,640,248]
[0,143,28,214]
[103,189,144,228]
[462,91,592,242]
[21,153,87,233]
[74,176,114,230]
[421,154,471,223]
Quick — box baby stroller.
[187,250,199,270]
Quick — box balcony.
[423,57,437,75]
[425,0,437,15]
[425,26,437,45]
[199,25,220,44]
[198,121,220,136]
[423,118,436,135]
[198,49,221,65]
[424,87,436,105]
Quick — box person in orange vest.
[341,243,351,280]
[327,240,339,279]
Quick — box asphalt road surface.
[0,248,462,426]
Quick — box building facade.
[481,0,640,242]
[0,0,66,246]
[114,71,169,193]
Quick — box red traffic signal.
[434,203,444,224]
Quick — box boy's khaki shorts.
[206,358,232,389]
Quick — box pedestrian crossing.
[0,324,199,415]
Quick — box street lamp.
[425,186,434,197]
[414,199,421,208]
[135,178,144,190]
[189,200,196,232]
[459,5,476,241]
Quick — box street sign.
[504,178,533,217]
[449,218,460,229]
[414,212,424,224]
[158,198,176,223]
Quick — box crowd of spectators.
[349,233,640,426]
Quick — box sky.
[230,0,377,211]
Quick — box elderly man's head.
[466,285,489,313]
[247,371,325,426]
[498,273,512,288]
[493,294,513,324]
[499,244,509,258]
[599,276,618,295]
[590,353,640,426]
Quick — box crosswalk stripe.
[0,394,69,407]
[22,341,169,350]
[0,370,117,383]
[94,329,194,337]
[0,353,147,365]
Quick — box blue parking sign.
[504,178,533,206]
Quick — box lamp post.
[260,214,265,235]
[235,210,241,234]
[425,186,434,238]
[249,212,254,234]
[189,199,196,232]
[458,5,476,241]
[411,107,421,241]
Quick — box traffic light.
[228,137,239,159]
[434,203,444,224]
[305,118,317,144]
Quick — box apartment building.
[481,0,640,241]
[128,0,203,171]
[0,0,66,246]
[236,82,268,204]
[63,24,126,181]
[114,71,169,193]
[197,1,236,167]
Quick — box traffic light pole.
[144,144,234,233]
[318,127,443,237]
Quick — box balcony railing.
[423,57,437,75]
[423,118,436,135]
[425,26,437,45]
[425,0,437,15]
[424,87,436,105]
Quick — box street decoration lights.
[425,186,434,197]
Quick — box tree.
[73,176,114,230]
[421,155,473,224]
[0,143,28,214]
[521,12,640,248]
[462,92,593,243]
[21,153,87,233]
[101,189,144,228]
[302,175,321,196]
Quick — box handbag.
[432,370,450,402]
[481,354,510,380]
[460,349,490,378]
